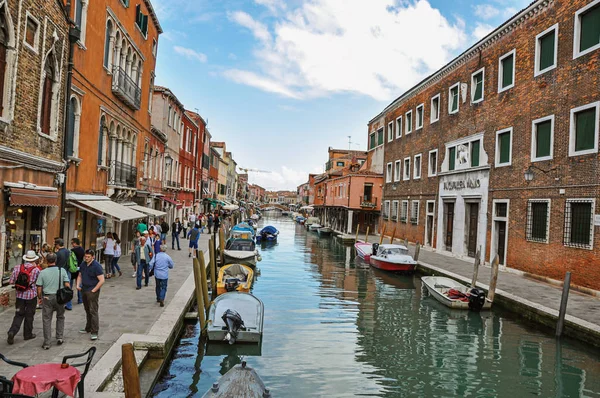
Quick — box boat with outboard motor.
[230,222,255,241]
[421,276,491,311]
[354,241,373,261]
[255,225,279,243]
[224,238,261,268]
[369,243,417,272]
[207,292,264,344]
[217,263,254,296]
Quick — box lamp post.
[524,164,558,182]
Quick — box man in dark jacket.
[171,218,182,250]
[54,238,70,272]
[70,238,85,305]
[160,218,169,241]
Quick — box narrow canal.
[153,214,600,397]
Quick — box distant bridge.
[258,203,288,211]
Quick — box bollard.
[414,242,420,262]
[198,251,211,311]
[471,247,481,288]
[487,255,500,302]
[122,343,141,398]
[192,258,206,332]
[219,227,226,267]
[556,271,571,338]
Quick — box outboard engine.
[224,277,240,292]
[372,243,380,256]
[468,288,486,311]
[221,309,244,345]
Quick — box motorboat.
[202,360,268,397]
[305,217,319,228]
[217,263,254,296]
[421,276,491,311]
[317,226,333,236]
[207,292,264,344]
[354,240,373,261]
[224,239,261,268]
[230,222,255,240]
[369,243,417,272]
[296,215,306,224]
[255,225,279,243]
[281,211,290,216]
[309,223,322,231]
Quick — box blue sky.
[151,0,531,190]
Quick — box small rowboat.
[317,227,333,236]
[354,241,372,261]
[369,244,416,272]
[309,224,322,231]
[217,263,254,296]
[421,276,491,311]
[207,292,264,344]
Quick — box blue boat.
[256,225,279,243]
[230,223,255,241]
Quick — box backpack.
[15,265,34,292]
[68,250,79,273]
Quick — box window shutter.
[449,147,456,170]
[135,4,141,25]
[40,76,53,134]
[502,55,513,87]
[535,120,552,158]
[377,129,383,145]
[471,140,480,167]
[142,14,149,36]
[580,5,600,52]
[575,108,596,151]
[499,132,511,164]
[369,134,375,149]
[539,31,555,70]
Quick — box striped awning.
[9,187,59,207]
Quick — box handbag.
[56,267,74,305]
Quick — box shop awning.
[161,197,178,206]
[9,187,59,207]
[68,199,146,222]
[126,204,167,218]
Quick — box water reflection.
[153,216,600,397]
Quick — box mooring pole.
[219,227,226,267]
[379,224,387,245]
[208,237,216,299]
[487,254,500,302]
[389,226,396,244]
[414,242,421,262]
[364,226,370,243]
[192,258,206,331]
[355,224,360,243]
[122,343,141,398]
[198,251,211,311]
[556,271,571,338]
[471,247,481,288]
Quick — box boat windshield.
[385,248,409,256]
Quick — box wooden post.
[198,251,210,311]
[414,242,421,262]
[379,224,387,245]
[556,272,571,338]
[192,258,206,330]
[219,227,226,267]
[122,343,141,398]
[355,224,360,243]
[389,226,396,244]
[471,247,481,288]
[208,237,216,299]
[487,254,500,302]
[365,226,370,243]
[404,238,408,247]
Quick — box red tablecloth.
[12,363,81,397]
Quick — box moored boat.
[230,223,255,241]
[421,276,490,311]
[224,239,261,268]
[217,263,254,296]
[201,361,268,397]
[207,292,264,344]
[255,225,278,243]
[309,223,322,231]
[354,240,372,261]
[317,226,333,236]
[369,243,416,272]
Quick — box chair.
[0,394,36,398]
[51,347,96,398]
[0,354,28,394]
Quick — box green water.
[153,215,600,397]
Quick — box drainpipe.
[59,0,81,234]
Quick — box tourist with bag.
[131,230,141,277]
[35,253,71,349]
[7,250,41,345]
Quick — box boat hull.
[224,251,257,268]
[317,227,332,236]
[207,292,264,344]
[421,276,492,310]
[369,256,416,272]
[216,264,254,296]
[354,242,372,261]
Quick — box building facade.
[178,112,199,219]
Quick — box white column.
[347,210,353,234]
[116,139,123,183]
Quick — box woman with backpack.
[103,232,115,279]
[111,233,123,277]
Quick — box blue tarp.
[260,226,278,235]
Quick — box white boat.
[369,244,416,272]
[354,241,373,261]
[202,361,268,397]
[317,227,333,236]
[421,276,491,311]
[207,292,264,344]
[305,216,319,227]
[309,223,322,231]
[223,249,260,268]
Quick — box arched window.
[40,52,56,135]
[75,0,83,27]
[104,20,113,68]
[143,142,149,178]
[66,96,81,158]
[0,8,8,116]
[98,115,106,165]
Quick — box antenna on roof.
[348,135,352,150]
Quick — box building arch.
[66,95,81,158]
[38,49,60,138]
[104,18,113,69]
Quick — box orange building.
[179,112,200,219]
[64,0,162,251]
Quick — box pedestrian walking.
[103,232,115,279]
[160,218,169,241]
[70,238,85,305]
[149,245,174,307]
[207,213,213,234]
[36,253,70,349]
[150,229,162,254]
[187,225,200,258]
[171,218,182,250]
[131,231,141,277]
[7,250,41,345]
[213,211,221,233]
[77,250,105,340]
[54,238,70,272]
[111,233,123,277]
[136,220,148,234]
[135,236,153,289]
[153,219,162,238]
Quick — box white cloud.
[473,23,494,41]
[224,0,467,101]
[173,46,208,63]
[255,0,286,14]
[473,4,500,20]
[228,53,238,60]
[249,166,310,190]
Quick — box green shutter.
[369,134,375,149]
[142,14,149,36]
[570,203,592,245]
[501,54,514,88]
[539,31,555,71]
[499,132,511,164]
[473,73,483,101]
[471,140,480,167]
[377,129,384,145]
[449,147,456,170]
[535,120,552,158]
[136,4,141,25]
[580,5,600,52]
[575,108,596,151]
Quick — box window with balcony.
[535,24,558,76]
[574,0,600,58]
[498,50,515,92]
[449,83,459,114]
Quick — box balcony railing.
[108,160,137,188]
[360,196,377,208]
[112,66,141,110]
[164,180,181,190]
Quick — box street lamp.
[524,164,558,182]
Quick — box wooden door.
[444,203,454,250]
[467,203,479,257]
[497,220,506,265]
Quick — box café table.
[11,363,81,397]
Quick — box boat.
[317,226,333,236]
[207,292,264,344]
[281,211,289,216]
[230,223,255,240]
[224,239,261,268]
[296,215,306,224]
[309,223,322,231]
[201,360,268,397]
[255,225,278,243]
[305,217,319,228]
[421,276,491,311]
[369,243,417,272]
[217,263,254,296]
[354,240,373,261]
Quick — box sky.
[151,0,532,191]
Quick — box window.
[448,146,456,171]
[526,200,550,243]
[411,201,419,225]
[405,110,413,134]
[471,140,480,167]
[390,160,399,182]
[569,102,599,156]
[391,200,399,221]
[168,106,172,126]
[387,121,393,142]
[535,24,558,76]
[401,201,408,223]
[403,157,410,180]
[98,115,106,166]
[531,115,554,161]
[498,50,516,92]
[377,128,384,146]
[471,68,484,103]
[416,104,424,129]
[413,154,422,179]
[66,96,81,158]
[39,53,56,136]
[448,83,459,114]
[336,161,344,167]
[428,149,438,177]
[24,15,39,51]
[574,0,600,58]
[120,0,130,7]
[386,162,392,183]
[103,20,112,68]
[383,200,390,220]
[135,4,149,37]
[430,94,440,123]
[369,132,376,149]
[495,128,512,167]
[396,116,402,139]
[564,199,595,249]
[0,6,11,118]
[74,0,88,45]
[152,39,157,57]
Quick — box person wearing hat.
[7,250,41,345]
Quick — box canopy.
[126,204,166,218]
[9,187,59,207]
[299,206,314,211]
[68,199,145,222]
[260,226,278,235]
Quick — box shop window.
[527,200,550,243]
[449,83,459,114]
[471,68,484,103]
[498,50,515,92]
[495,128,512,167]
[563,199,594,249]
[569,102,599,156]
[574,0,600,58]
[535,24,558,76]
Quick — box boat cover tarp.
[260,226,278,235]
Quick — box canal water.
[153,215,600,397]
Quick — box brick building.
[178,112,199,219]
[0,0,70,273]
[185,110,208,214]
[371,0,600,290]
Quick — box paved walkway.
[0,232,213,380]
